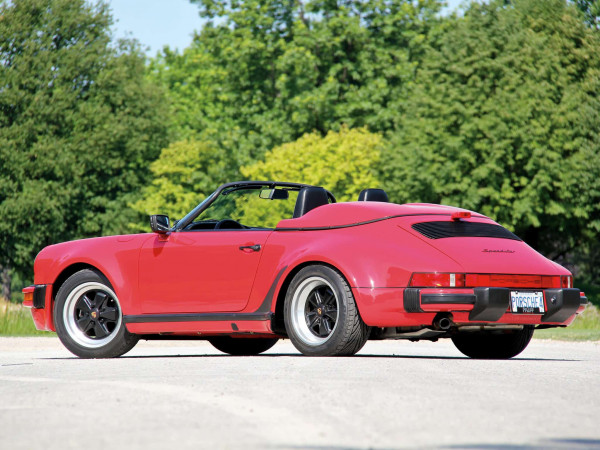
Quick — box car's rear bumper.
[22,284,54,331]
[353,286,588,328]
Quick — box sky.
[107,0,204,55]
[108,0,464,56]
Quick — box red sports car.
[23,181,588,359]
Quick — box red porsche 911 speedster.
[23,181,588,359]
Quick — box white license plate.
[510,291,544,314]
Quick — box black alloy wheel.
[284,265,369,356]
[54,269,139,358]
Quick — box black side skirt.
[123,312,272,324]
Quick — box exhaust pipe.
[433,313,453,331]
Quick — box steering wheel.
[214,219,245,230]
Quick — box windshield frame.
[173,181,332,231]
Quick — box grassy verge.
[534,304,600,341]
[0,297,48,336]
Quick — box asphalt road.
[0,337,598,450]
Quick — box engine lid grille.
[412,221,521,241]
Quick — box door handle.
[239,244,261,252]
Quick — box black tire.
[451,326,535,359]
[208,337,279,355]
[54,269,139,358]
[284,265,369,356]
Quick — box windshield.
[188,186,300,229]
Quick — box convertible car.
[23,181,588,359]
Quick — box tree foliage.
[383,0,600,262]
[574,0,600,29]
[242,126,384,202]
[132,138,229,222]
[0,0,169,288]
[149,0,441,166]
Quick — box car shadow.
[439,438,600,449]
[278,439,600,450]
[39,353,579,362]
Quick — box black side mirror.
[150,214,170,234]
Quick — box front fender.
[33,234,153,315]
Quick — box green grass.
[0,297,48,336]
[534,304,600,341]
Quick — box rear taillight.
[409,273,466,287]
[409,273,572,289]
[561,276,572,288]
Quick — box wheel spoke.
[307,313,319,329]
[321,318,332,335]
[99,307,118,322]
[323,307,337,321]
[322,291,336,306]
[93,321,109,339]
[78,295,92,312]
[77,316,93,334]
[308,293,319,308]
[314,290,323,306]
[93,291,108,309]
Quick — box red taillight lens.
[409,273,571,288]
[409,273,465,287]
[451,211,471,220]
[561,276,572,288]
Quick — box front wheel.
[208,337,278,355]
[284,265,369,356]
[54,269,138,358]
[451,326,535,359]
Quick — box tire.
[54,269,139,358]
[208,337,278,355]
[284,265,369,356]
[451,326,535,359]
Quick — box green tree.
[242,126,384,201]
[149,0,442,167]
[0,0,169,296]
[574,0,600,29]
[132,138,230,223]
[383,0,600,275]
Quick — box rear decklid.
[398,214,566,275]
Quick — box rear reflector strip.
[409,273,572,289]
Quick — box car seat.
[357,188,389,202]
[293,187,330,218]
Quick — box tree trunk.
[0,265,11,300]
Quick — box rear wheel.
[451,326,535,359]
[208,337,278,355]
[54,269,138,358]
[284,265,369,356]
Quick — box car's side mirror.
[150,214,170,234]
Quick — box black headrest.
[358,188,389,202]
[293,187,330,218]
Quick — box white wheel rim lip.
[63,282,122,348]
[290,276,339,346]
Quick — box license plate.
[510,291,544,314]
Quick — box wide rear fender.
[248,220,463,313]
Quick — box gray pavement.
[0,336,599,449]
